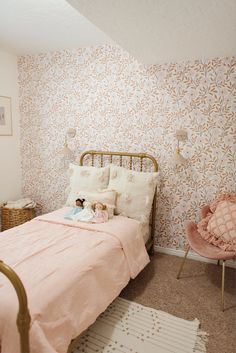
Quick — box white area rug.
[72,297,208,353]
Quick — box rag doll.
[91,202,109,223]
[74,201,95,222]
[64,198,85,220]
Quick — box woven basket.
[1,204,41,231]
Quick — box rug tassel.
[194,330,209,353]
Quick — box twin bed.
[0,150,158,353]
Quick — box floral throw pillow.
[65,164,110,205]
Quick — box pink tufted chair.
[177,205,236,311]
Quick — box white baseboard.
[154,245,236,269]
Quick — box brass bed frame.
[0,150,158,353]
[79,150,158,254]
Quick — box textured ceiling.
[0,0,113,55]
[68,0,236,64]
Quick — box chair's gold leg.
[221,260,225,312]
[177,245,190,279]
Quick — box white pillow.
[66,164,110,205]
[66,189,116,219]
[108,165,160,223]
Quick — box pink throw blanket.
[0,208,149,353]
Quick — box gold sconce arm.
[0,260,31,353]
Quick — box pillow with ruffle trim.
[197,193,236,252]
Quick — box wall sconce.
[59,128,76,162]
[172,129,188,167]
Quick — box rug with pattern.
[71,297,207,353]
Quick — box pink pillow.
[197,193,236,252]
[207,201,236,242]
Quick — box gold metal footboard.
[0,260,31,353]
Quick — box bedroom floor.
[121,253,236,353]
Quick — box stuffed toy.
[64,198,85,220]
[73,201,95,222]
[91,202,109,223]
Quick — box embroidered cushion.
[107,164,160,223]
[65,164,110,205]
[207,201,236,242]
[66,189,116,218]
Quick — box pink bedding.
[0,207,149,353]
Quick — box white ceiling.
[1,0,235,63]
[0,0,113,55]
[68,0,236,64]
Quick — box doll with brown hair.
[91,202,109,223]
[74,201,95,222]
[64,198,85,220]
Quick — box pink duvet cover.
[0,207,149,353]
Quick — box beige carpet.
[72,297,207,353]
[121,253,236,353]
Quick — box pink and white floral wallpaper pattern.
[18,45,236,249]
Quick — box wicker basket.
[1,204,41,231]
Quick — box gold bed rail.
[80,150,158,172]
[0,260,31,353]
[80,150,158,254]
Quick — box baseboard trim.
[154,245,236,269]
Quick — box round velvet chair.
[177,205,236,311]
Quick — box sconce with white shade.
[172,129,188,167]
[59,128,76,162]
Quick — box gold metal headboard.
[80,150,158,172]
[80,150,158,254]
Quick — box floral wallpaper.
[18,45,236,249]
